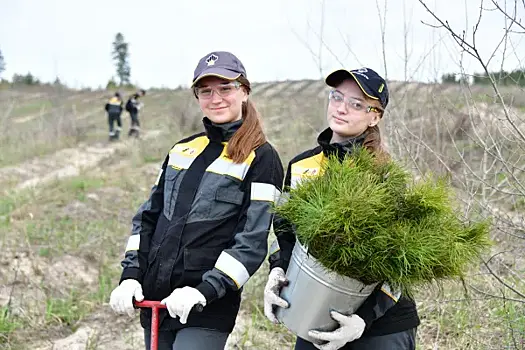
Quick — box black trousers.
[108,112,122,133]
[294,328,416,350]
[128,111,140,137]
[130,111,140,127]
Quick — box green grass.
[0,195,16,217]
[511,197,525,211]
[0,171,136,347]
[415,274,525,349]
[0,84,523,349]
[45,290,90,328]
[65,178,106,201]
[0,307,20,345]
[11,100,53,118]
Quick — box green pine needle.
[275,147,492,296]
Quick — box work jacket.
[105,96,123,115]
[268,127,420,337]
[120,117,284,332]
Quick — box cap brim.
[325,69,379,102]
[192,68,241,87]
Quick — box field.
[0,79,524,349]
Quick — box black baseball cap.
[192,51,247,87]
[325,67,389,108]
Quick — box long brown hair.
[362,97,390,163]
[227,76,267,163]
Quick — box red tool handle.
[134,300,204,350]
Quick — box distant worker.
[105,92,124,141]
[126,89,146,138]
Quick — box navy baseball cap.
[192,51,247,87]
[325,67,389,108]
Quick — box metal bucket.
[275,241,378,343]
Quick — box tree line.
[441,69,525,86]
[0,32,133,89]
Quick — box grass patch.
[416,274,525,349]
[234,258,297,349]
[0,196,16,217]
[0,307,21,345]
[11,100,53,118]
[25,217,124,257]
[64,178,106,201]
[0,85,523,349]
[45,290,90,329]
[511,197,525,212]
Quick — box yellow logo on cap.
[378,83,384,93]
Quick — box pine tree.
[112,33,131,85]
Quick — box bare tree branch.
[483,259,525,299]
[491,0,525,31]
[318,0,326,78]
[376,0,389,78]
[418,0,525,143]
[469,284,525,303]
[337,29,364,67]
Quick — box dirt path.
[0,129,163,192]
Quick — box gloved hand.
[308,312,366,350]
[109,279,144,317]
[263,267,290,324]
[161,286,206,324]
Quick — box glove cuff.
[270,267,285,277]
[195,281,218,304]
[120,267,141,284]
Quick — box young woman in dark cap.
[264,67,420,350]
[110,51,284,350]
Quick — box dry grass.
[0,80,524,349]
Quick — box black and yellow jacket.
[268,127,420,337]
[119,117,284,332]
[105,96,123,115]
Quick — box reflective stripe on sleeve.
[214,252,250,288]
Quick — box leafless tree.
[390,0,525,347]
[376,0,389,79]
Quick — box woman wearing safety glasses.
[264,68,420,350]
[109,51,284,350]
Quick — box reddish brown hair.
[227,76,267,163]
[362,96,390,163]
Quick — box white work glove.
[109,279,144,317]
[263,267,290,324]
[160,286,206,324]
[308,312,366,350]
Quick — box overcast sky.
[1,0,523,89]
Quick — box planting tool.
[134,300,204,350]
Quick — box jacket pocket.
[163,167,182,220]
[183,247,224,286]
[208,186,245,220]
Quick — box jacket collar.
[317,127,367,159]
[203,117,243,143]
